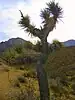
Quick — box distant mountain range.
[0,38,75,52]
[63,39,75,47]
[0,37,26,52]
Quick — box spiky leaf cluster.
[47,1,63,20]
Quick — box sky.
[0,0,75,43]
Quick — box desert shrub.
[23,70,37,78]
[19,66,25,70]
[1,42,38,65]
[13,80,20,88]
[14,44,23,54]
[14,55,37,65]
[0,62,2,65]
[8,75,39,100]
[2,48,17,64]
[8,88,39,100]
[17,76,26,83]
[71,83,75,91]
[3,67,10,72]
[49,39,64,52]
[24,41,33,49]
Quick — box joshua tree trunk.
[36,37,50,100]
[36,54,50,100]
[41,38,48,55]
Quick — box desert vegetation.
[0,45,75,100]
[0,0,75,100]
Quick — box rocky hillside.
[0,37,75,53]
[0,37,27,52]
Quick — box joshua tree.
[19,1,63,100]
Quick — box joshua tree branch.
[43,17,55,40]
[19,10,43,39]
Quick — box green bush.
[24,41,33,49]
[71,83,75,91]
[2,48,17,63]
[14,44,23,54]
[3,67,9,72]
[49,39,64,52]
[23,70,37,78]
[19,66,25,70]
[13,80,20,88]
[17,76,26,83]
